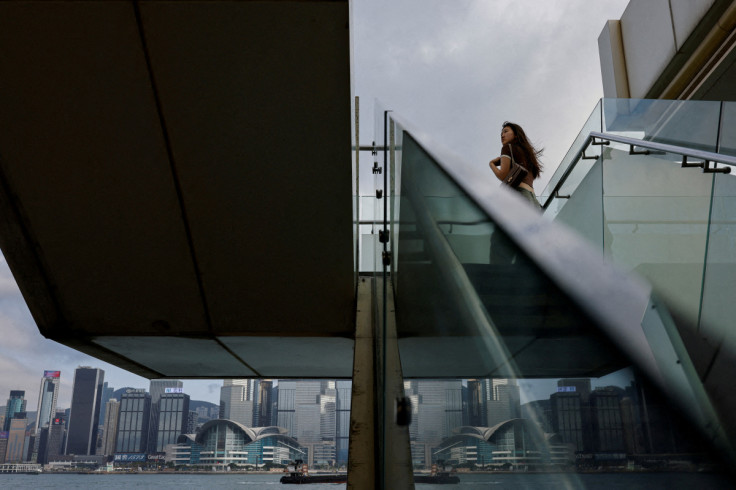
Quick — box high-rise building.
[115,389,151,454]
[220,379,255,426]
[335,380,351,467]
[590,387,625,453]
[98,382,115,426]
[156,392,190,452]
[255,380,274,427]
[101,398,120,456]
[37,415,66,465]
[3,390,26,431]
[464,379,488,427]
[486,379,520,427]
[148,380,183,453]
[186,410,198,434]
[5,415,27,462]
[65,366,105,455]
[35,371,61,432]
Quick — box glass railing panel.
[602,98,721,152]
[602,147,713,325]
[700,171,736,344]
[720,101,736,158]
[386,111,733,485]
[549,158,604,250]
[540,100,601,206]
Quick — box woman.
[488,121,543,209]
[488,122,543,263]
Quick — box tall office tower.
[487,379,521,427]
[335,380,351,467]
[465,379,488,427]
[35,371,61,432]
[101,399,120,456]
[156,392,190,452]
[0,433,7,463]
[551,389,585,452]
[411,380,463,445]
[319,382,337,442]
[558,379,592,403]
[220,379,255,426]
[590,387,624,452]
[116,389,151,454]
[65,367,105,455]
[3,390,26,431]
[254,380,274,427]
[148,380,183,453]
[555,378,592,452]
[5,415,27,462]
[98,382,115,426]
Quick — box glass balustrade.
[375,103,734,487]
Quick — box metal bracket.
[703,161,732,174]
[591,138,610,146]
[379,230,389,243]
[372,161,382,175]
[382,251,391,267]
[681,155,704,169]
[554,191,571,199]
[581,152,599,160]
[376,189,383,199]
[629,145,666,156]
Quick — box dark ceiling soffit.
[0,153,64,338]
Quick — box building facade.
[65,367,105,455]
[115,389,151,454]
[101,398,120,456]
[34,371,60,432]
[156,392,190,452]
[3,391,26,432]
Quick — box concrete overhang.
[0,1,355,378]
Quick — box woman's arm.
[488,153,511,182]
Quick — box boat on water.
[0,463,42,474]
[279,459,459,485]
[280,460,347,484]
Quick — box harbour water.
[0,472,733,489]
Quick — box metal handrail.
[542,131,735,209]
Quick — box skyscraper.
[156,392,190,452]
[5,415,27,462]
[98,381,115,426]
[3,390,26,431]
[101,398,120,456]
[486,379,520,427]
[65,366,105,455]
[220,379,255,426]
[115,389,151,454]
[35,371,61,432]
[148,380,183,453]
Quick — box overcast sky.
[0,0,630,410]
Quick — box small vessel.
[413,462,460,484]
[280,460,347,484]
[0,463,42,474]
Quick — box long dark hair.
[503,121,543,179]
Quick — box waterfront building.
[550,389,585,453]
[433,422,572,469]
[34,371,60,432]
[100,398,120,456]
[148,380,183,453]
[155,392,190,452]
[37,417,65,465]
[115,389,151,454]
[3,391,26,432]
[5,416,27,463]
[590,387,625,453]
[0,434,7,464]
[65,367,105,456]
[169,421,303,467]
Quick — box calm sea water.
[0,472,733,489]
